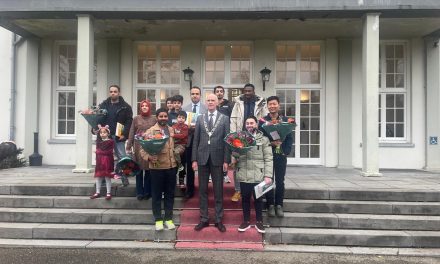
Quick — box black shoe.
[136,195,143,201]
[238,221,251,232]
[255,221,265,234]
[194,221,209,231]
[215,222,226,232]
[143,194,151,200]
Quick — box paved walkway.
[1,166,440,191]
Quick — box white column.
[96,40,108,104]
[73,15,94,173]
[325,39,338,167]
[361,13,381,176]
[120,39,133,104]
[425,37,440,170]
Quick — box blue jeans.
[136,170,151,197]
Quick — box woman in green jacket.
[233,116,273,234]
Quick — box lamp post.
[260,67,271,91]
[183,66,194,89]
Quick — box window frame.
[133,41,182,113]
[201,41,253,90]
[378,40,410,143]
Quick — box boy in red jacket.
[172,111,189,187]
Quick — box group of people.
[90,83,293,234]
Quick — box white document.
[254,180,275,199]
[269,131,281,140]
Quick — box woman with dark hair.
[126,99,156,200]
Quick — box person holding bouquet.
[126,99,156,200]
[90,125,114,200]
[139,108,177,231]
[233,116,273,234]
[259,96,294,218]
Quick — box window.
[203,43,252,86]
[276,44,321,86]
[379,42,408,140]
[275,43,322,163]
[135,43,181,112]
[55,42,97,137]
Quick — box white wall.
[351,38,426,169]
[0,28,12,142]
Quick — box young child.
[90,125,114,200]
[233,116,273,234]
[168,95,183,126]
[172,110,189,187]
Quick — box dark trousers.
[240,182,263,222]
[136,170,151,197]
[185,143,195,195]
[150,168,177,222]
[265,154,287,206]
[198,156,224,223]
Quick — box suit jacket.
[192,112,231,166]
[182,102,208,148]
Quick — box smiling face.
[243,86,255,99]
[267,99,280,114]
[245,117,258,132]
[166,100,174,111]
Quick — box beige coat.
[230,95,269,132]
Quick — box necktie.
[208,113,214,131]
[192,104,197,113]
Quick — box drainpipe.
[9,33,23,142]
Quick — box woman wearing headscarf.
[126,99,157,200]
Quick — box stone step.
[283,199,440,215]
[3,185,440,202]
[0,207,180,225]
[284,188,440,202]
[265,213,440,231]
[265,228,440,248]
[0,184,184,197]
[0,195,185,209]
[0,222,175,241]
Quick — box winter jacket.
[217,98,234,117]
[139,123,177,170]
[230,95,268,132]
[98,96,133,142]
[236,131,273,183]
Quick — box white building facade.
[0,1,439,174]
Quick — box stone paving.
[0,165,440,191]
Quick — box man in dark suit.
[192,94,230,232]
[182,86,207,199]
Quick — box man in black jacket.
[98,85,133,186]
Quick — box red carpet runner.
[175,170,264,250]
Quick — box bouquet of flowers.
[115,156,140,177]
[260,117,296,154]
[80,106,107,128]
[135,130,169,167]
[224,131,256,158]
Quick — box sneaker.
[121,175,129,187]
[164,220,176,230]
[237,222,251,232]
[267,205,276,217]
[231,191,241,202]
[155,220,164,231]
[255,222,265,233]
[224,175,231,183]
[275,205,284,217]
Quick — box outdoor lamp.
[260,67,271,91]
[183,66,194,89]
